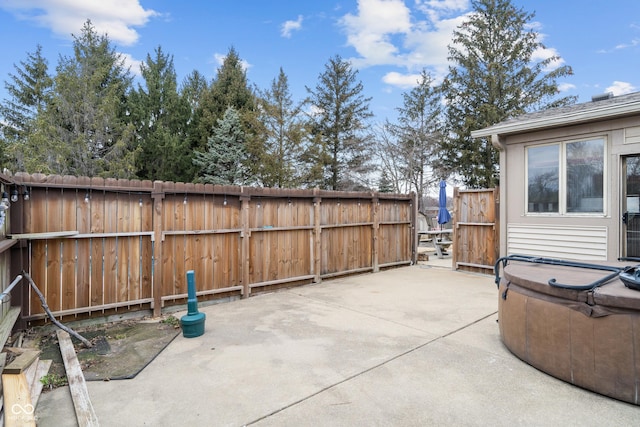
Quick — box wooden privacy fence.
[452,187,499,274]
[4,173,415,323]
[0,178,19,330]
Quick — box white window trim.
[525,136,608,217]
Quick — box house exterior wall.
[500,115,640,261]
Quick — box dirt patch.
[36,317,181,386]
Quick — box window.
[526,138,605,214]
[527,145,559,212]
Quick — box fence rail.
[3,173,415,322]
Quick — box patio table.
[418,229,453,259]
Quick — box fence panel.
[378,199,413,267]
[452,187,499,274]
[248,197,314,288]
[0,181,14,321]
[6,173,414,322]
[319,198,374,277]
[20,177,155,320]
[159,188,243,306]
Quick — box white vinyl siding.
[624,126,640,144]
[507,224,607,260]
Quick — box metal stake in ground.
[180,270,206,338]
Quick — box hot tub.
[495,256,640,405]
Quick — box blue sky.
[0,0,639,122]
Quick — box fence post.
[494,186,501,261]
[152,181,164,317]
[372,193,379,272]
[452,186,459,270]
[240,194,251,298]
[312,192,322,283]
[411,192,418,264]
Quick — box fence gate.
[452,187,499,274]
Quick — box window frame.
[525,136,607,216]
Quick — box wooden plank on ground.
[2,372,35,426]
[0,307,21,350]
[3,350,39,374]
[56,330,99,427]
[0,351,7,406]
[22,354,39,391]
[0,353,4,427]
[29,359,52,408]
[2,348,36,427]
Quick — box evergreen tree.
[377,170,394,193]
[387,70,442,211]
[181,70,208,122]
[130,46,191,182]
[193,106,249,185]
[256,68,305,188]
[186,47,259,183]
[179,70,209,181]
[208,47,254,118]
[42,20,137,177]
[191,47,255,155]
[305,55,373,190]
[0,44,53,170]
[440,0,575,188]
[298,130,331,189]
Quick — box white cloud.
[339,0,468,87]
[0,0,158,46]
[615,38,640,50]
[382,71,423,88]
[557,82,576,92]
[403,14,466,76]
[340,0,413,66]
[417,0,469,22]
[606,81,637,96]
[281,15,303,38]
[340,0,574,94]
[120,52,142,76]
[531,46,566,72]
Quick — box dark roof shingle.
[472,91,640,138]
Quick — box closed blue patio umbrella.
[437,180,451,225]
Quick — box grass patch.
[160,315,180,328]
[40,373,68,390]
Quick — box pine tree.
[179,70,209,181]
[130,46,191,182]
[193,106,249,185]
[42,20,137,177]
[191,47,255,155]
[0,44,53,170]
[377,170,395,193]
[181,70,208,122]
[256,68,305,188]
[440,0,575,188]
[305,55,373,190]
[185,47,259,184]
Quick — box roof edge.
[471,99,640,139]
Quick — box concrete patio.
[36,264,639,426]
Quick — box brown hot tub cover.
[497,257,640,405]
